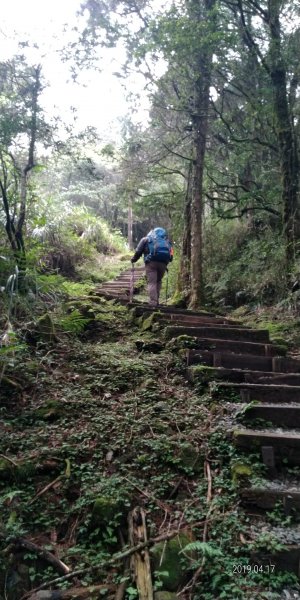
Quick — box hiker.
[131,227,173,307]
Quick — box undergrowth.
[0,285,299,600]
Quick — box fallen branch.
[20,523,205,599]
[205,461,212,504]
[0,454,18,467]
[8,537,70,575]
[28,474,62,505]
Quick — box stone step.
[186,340,280,357]
[241,484,300,510]
[165,325,270,343]
[187,366,298,386]
[98,288,130,295]
[154,313,240,326]
[159,318,241,329]
[96,292,129,300]
[240,404,300,428]
[100,282,131,287]
[233,429,300,465]
[252,373,300,385]
[187,350,273,371]
[131,306,217,318]
[213,382,300,402]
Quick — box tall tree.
[0,58,44,278]
[230,0,300,260]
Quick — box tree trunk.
[177,163,192,297]
[268,0,299,262]
[128,197,133,250]
[188,0,216,309]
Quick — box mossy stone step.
[187,350,273,371]
[186,340,280,357]
[158,318,241,329]
[96,292,129,300]
[233,429,300,465]
[187,366,295,385]
[131,305,217,318]
[251,373,300,385]
[240,403,300,428]
[165,325,270,343]
[254,545,300,577]
[212,382,300,402]
[154,313,239,326]
[241,485,300,510]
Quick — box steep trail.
[3,268,300,599]
[96,269,300,577]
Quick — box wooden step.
[212,382,300,402]
[241,485,300,510]
[233,429,300,465]
[186,340,280,357]
[165,325,270,343]
[240,404,300,428]
[187,350,273,371]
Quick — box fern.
[180,541,223,557]
[59,310,91,334]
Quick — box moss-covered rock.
[231,462,253,486]
[151,533,193,591]
[91,496,122,530]
[166,335,200,350]
[140,312,161,331]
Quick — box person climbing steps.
[131,227,173,307]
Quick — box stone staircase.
[96,282,300,576]
[95,266,145,299]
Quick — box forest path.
[95,273,300,578]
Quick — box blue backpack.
[145,228,172,264]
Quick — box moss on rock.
[91,496,122,531]
[151,533,192,591]
[166,335,198,350]
[231,462,253,486]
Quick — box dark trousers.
[145,261,167,306]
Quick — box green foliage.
[180,541,222,557]
[204,221,287,306]
[58,309,91,334]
